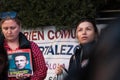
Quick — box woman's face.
[1,19,20,42]
[76,21,96,44]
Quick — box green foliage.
[0,0,103,29]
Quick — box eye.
[15,60,19,63]
[86,27,92,31]
[3,27,8,30]
[78,28,82,31]
[10,26,16,30]
[87,28,91,30]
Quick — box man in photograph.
[14,53,32,74]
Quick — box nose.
[82,29,86,35]
[17,62,21,66]
[7,29,12,34]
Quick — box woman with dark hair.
[55,18,98,80]
[0,46,8,80]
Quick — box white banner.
[22,26,79,80]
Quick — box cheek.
[76,33,82,42]
[76,32,81,38]
[88,33,96,40]
[13,29,20,35]
[1,30,6,34]
[15,30,20,34]
[16,28,20,32]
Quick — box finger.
[16,73,25,79]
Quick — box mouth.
[6,35,13,38]
[18,65,22,67]
[81,37,88,40]
[18,66,23,69]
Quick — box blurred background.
[0,0,120,29]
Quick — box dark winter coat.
[65,41,96,80]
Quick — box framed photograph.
[8,49,33,77]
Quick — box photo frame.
[8,49,33,77]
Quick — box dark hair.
[0,46,8,80]
[14,53,28,60]
[76,18,98,34]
